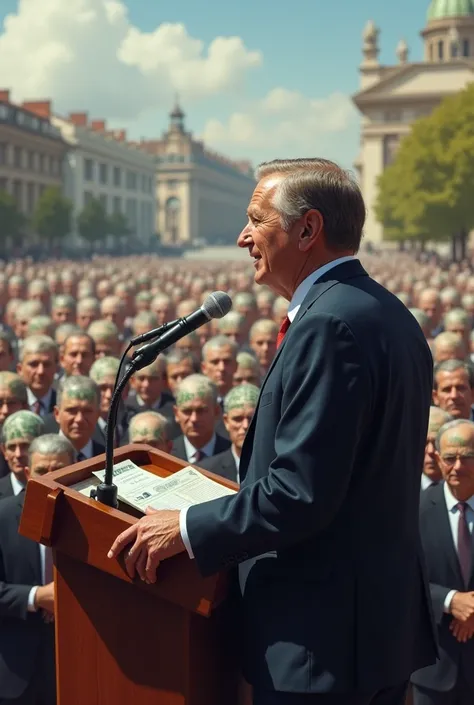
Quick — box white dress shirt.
[180,256,357,559]
[59,430,93,461]
[183,434,216,464]
[27,387,53,417]
[443,482,474,612]
[10,473,25,496]
[136,394,162,410]
[421,474,436,491]
[231,446,241,485]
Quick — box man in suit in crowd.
[412,419,474,704]
[0,434,75,703]
[0,332,15,373]
[59,333,95,378]
[0,373,29,479]
[165,350,200,399]
[201,336,238,404]
[128,411,172,453]
[48,376,104,461]
[89,356,129,447]
[171,374,230,464]
[16,336,58,419]
[109,158,437,704]
[432,360,474,422]
[0,410,45,500]
[200,384,259,483]
[422,407,453,492]
[125,356,175,425]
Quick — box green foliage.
[31,187,72,244]
[107,211,130,238]
[0,190,26,241]
[77,198,108,245]
[375,83,474,244]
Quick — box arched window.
[463,39,470,56]
[429,43,434,61]
[438,40,444,60]
[165,196,181,243]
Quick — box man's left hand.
[107,508,184,583]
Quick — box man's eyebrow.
[247,206,264,218]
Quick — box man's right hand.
[34,582,55,615]
[450,591,474,622]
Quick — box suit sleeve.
[186,313,369,577]
[0,543,34,620]
[429,583,455,624]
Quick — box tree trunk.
[451,233,458,262]
[459,229,468,261]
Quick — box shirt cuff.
[179,507,194,559]
[444,590,457,613]
[28,586,39,613]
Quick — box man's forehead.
[438,369,468,383]
[6,436,30,446]
[249,176,282,210]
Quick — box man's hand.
[34,582,54,615]
[450,591,474,622]
[107,508,184,584]
[450,616,474,643]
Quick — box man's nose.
[237,225,251,248]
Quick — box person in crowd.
[433,359,474,421]
[89,356,128,446]
[174,330,202,358]
[59,333,95,378]
[248,319,278,377]
[0,373,29,478]
[27,278,50,309]
[233,351,261,387]
[125,356,175,424]
[14,301,44,342]
[233,292,258,338]
[131,311,158,339]
[88,320,121,358]
[128,411,172,453]
[201,335,238,403]
[216,312,246,347]
[165,350,200,398]
[0,332,15,373]
[418,288,443,338]
[171,374,230,463]
[76,297,101,330]
[412,419,474,705]
[440,287,461,315]
[0,410,45,499]
[0,434,75,704]
[256,289,275,318]
[432,332,467,364]
[100,295,127,335]
[272,295,288,327]
[54,323,81,353]
[200,384,259,483]
[26,315,55,338]
[51,294,76,325]
[409,309,431,340]
[17,335,58,417]
[50,376,104,461]
[422,407,453,491]
[443,308,471,354]
[151,294,173,326]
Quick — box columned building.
[353,0,474,243]
[52,113,156,244]
[136,103,255,245]
[0,90,68,217]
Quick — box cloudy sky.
[0,0,429,168]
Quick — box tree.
[77,198,108,251]
[107,211,130,239]
[31,187,72,252]
[0,190,26,253]
[375,83,474,258]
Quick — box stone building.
[135,103,255,245]
[0,89,68,217]
[352,0,474,243]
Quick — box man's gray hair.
[409,308,429,329]
[256,158,366,252]
[16,300,44,321]
[0,372,28,403]
[435,419,474,451]
[165,349,200,370]
[57,375,100,407]
[28,434,75,465]
[175,374,218,407]
[217,311,245,332]
[62,332,96,355]
[77,297,100,314]
[20,335,58,362]
[249,319,279,338]
[202,335,238,359]
[52,295,76,311]
[129,411,170,443]
[434,359,474,389]
[444,308,470,327]
[272,296,288,316]
[439,287,460,304]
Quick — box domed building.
[352,0,474,243]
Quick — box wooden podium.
[19,444,241,705]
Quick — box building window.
[12,180,22,205]
[84,158,94,181]
[14,146,22,168]
[438,40,444,60]
[463,39,470,57]
[113,196,121,213]
[28,151,35,170]
[165,196,181,244]
[0,178,8,193]
[99,163,108,184]
[126,170,137,190]
[27,183,35,214]
[0,143,6,165]
[0,104,8,120]
[39,154,45,173]
[383,135,400,168]
[451,42,459,58]
[84,191,93,205]
[429,43,434,61]
[167,179,178,189]
[113,166,121,187]
[99,193,108,212]
[384,110,401,123]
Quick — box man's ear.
[53,405,60,423]
[432,389,439,406]
[298,210,324,252]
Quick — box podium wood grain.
[20,444,240,705]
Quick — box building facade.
[353,0,474,243]
[135,104,255,246]
[52,113,156,245]
[0,90,68,217]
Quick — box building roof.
[427,0,474,20]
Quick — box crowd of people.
[0,248,473,703]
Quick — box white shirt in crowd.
[184,434,216,464]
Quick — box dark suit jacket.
[0,473,13,500]
[200,448,239,483]
[185,259,438,694]
[0,454,9,480]
[411,483,474,693]
[0,493,55,700]
[171,433,231,463]
[124,392,181,440]
[43,413,106,456]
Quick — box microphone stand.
[90,322,174,508]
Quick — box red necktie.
[32,399,42,416]
[457,502,472,587]
[277,316,291,349]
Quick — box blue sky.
[0,0,430,168]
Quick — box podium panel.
[20,445,240,705]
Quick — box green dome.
[428,0,474,20]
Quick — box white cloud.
[0,0,261,119]
[201,89,359,163]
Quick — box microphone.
[130,318,179,345]
[131,291,232,372]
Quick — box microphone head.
[203,291,232,320]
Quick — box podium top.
[20,444,237,618]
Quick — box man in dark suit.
[89,356,129,447]
[412,419,474,705]
[170,374,230,464]
[0,410,45,500]
[109,158,437,704]
[125,356,179,438]
[16,335,59,418]
[0,372,29,479]
[0,433,75,703]
[200,384,259,483]
[422,407,453,492]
